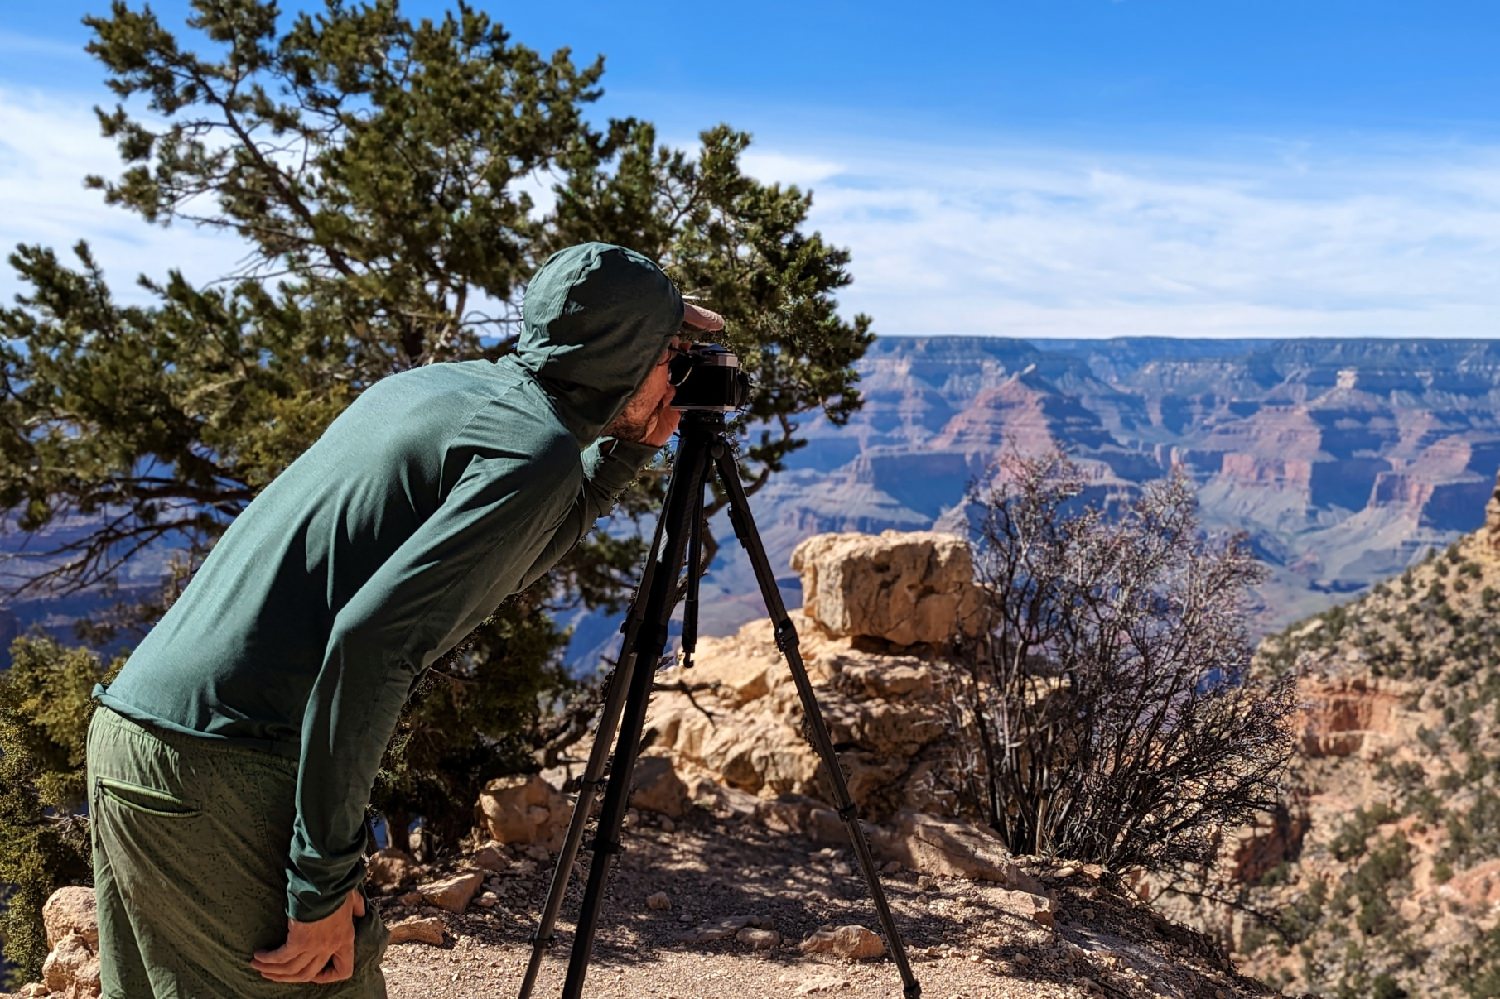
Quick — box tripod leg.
[710,441,923,999]
[558,426,714,999]
[518,495,675,999]
[680,464,707,669]
[518,658,631,999]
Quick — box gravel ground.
[378,810,1278,999]
[3,808,1279,998]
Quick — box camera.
[668,342,752,412]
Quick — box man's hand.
[251,889,364,984]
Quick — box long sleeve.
[517,435,661,590]
[285,440,578,921]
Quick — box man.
[85,242,722,996]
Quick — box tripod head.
[675,408,731,435]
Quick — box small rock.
[1000,888,1057,929]
[793,974,852,995]
[647,892,672,911]
[696,916,752,942]
[737,927,781,950]
[398,891,424,907]
[418,872,485,913]
[471,844,507,872]
[388,916,447,946]
[19,983,49,998]
[366,848,418,891]
[799,924,886,961]
[473,894,498,909]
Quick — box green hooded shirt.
[99,243,683,921]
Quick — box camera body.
[668,342,752,412]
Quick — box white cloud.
[739,150,844,189]
[0,86,250,305]
[784,138,1500,336]
[0,30,92,62]
[4,83,1500,340]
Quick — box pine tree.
[0,0,873,975]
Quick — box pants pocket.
[95,775,201,818]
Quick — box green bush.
[1448,922,1500,997]
[1330,803,1400,862]
[1350,837,1411,938]
[1277,878,1329,946]
[0,637,117,984]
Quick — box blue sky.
[3,1,1500,337]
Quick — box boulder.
[645,617,961,822]
[737,926,782,950]
[997,887,1057,928]
[32,887,102,998]
[475,774,568,849]
[42,887,98,951]
[791,531,984,646]
[629,754,689,818]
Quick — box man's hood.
[517,243,684,443]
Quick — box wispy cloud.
[0,29,93,62]
[749,136,1500,337]
[5,83,1500,340]
[0,87,248,305]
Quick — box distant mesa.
[697,336,1500,645]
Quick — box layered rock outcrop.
[790,530,984,648]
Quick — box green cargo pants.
[87,706,389,998]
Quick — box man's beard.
[605,406,651,442]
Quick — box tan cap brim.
[681,301,725,332]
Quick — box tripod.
[518,411,921,999]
